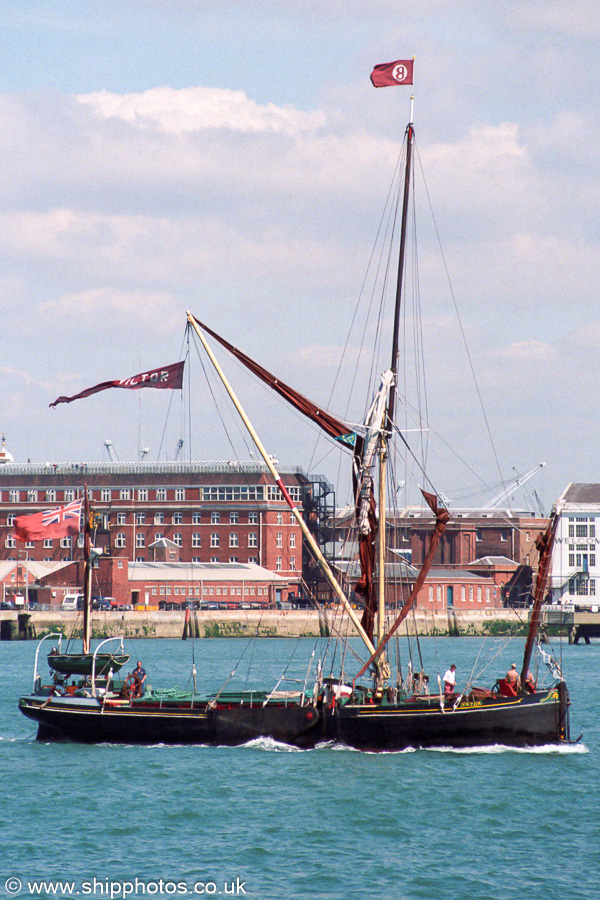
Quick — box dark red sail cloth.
[520,515,558,687]
[353,490,450,681]
[50,360,185,408]
[189,315,355,449]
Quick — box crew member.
[130,660,147,698]
[505,663,521,692]
[443,664,457,696]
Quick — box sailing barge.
[19,71,573,750]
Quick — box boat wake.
[425,742,588,755]
[238,736,304,752]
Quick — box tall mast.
[82,486,92,654]
[387,104,414,429]
[376,105,414,650]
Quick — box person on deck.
[131,661,147,698]
[505,663,521,692]
[443,664,457,695]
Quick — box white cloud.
[77,86,328,136]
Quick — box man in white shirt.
[443,663,457,695]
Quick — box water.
[1,635,598,900]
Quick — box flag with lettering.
[14,499,83,542]
[50,360,185,408]
[370,59,414,88]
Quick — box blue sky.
[2,1,599,511]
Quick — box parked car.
[1,600,15,610]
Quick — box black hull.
[19,683,570,751]
[322,682,571,751]
[19,696,321,747]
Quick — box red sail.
[354,490,450,680]
[189,315,354,447]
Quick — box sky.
[1,0,600,513]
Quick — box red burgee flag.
[14,499,83,543]
[370,59,414,88]
[50,360,185,408]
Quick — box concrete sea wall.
[0,608,531,640]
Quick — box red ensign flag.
[14,499,83,543]
[370,59,414,88]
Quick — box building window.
[44,539,53,549]
[230,512,239,524]
[46,489,56,502]
[248,532,258,548]
[477,587,482,603]
[115,533,126,549]
[192,556,201,563]
[175,488,185,501]
[475,529,482,542]
[229,533,239,548]
[289,533,296,548]
[136,533,145,548]
[229,556,239,563]
[5,536,15,548]
[576,520,588,538]
[211,512,220,524]
[277,513,283,525]
[276,557,282,571]
[138,489,148,501]
[7,514,15,526]
[248,512,258,524]
[192,512,202,524]
[120,489,131,500]
[276,533,283,548]
[210,556,219,562]
[60,536,71,549]
[154,533,164,541]
[9,490,19,502]
[154,513,164,525]
[25,540,34,549]
[156,489,167,501]
[117,513,127,525]
[249,556,258,564]
[27,490,38,502]
[290,556,296,570]
[173,533,182,547]
[192,533,201,548]
[64,489,75,502]
[210,533,220,548]
[569,553,575,567]
[172,513,183,524]
[136,512,145,525]
[101,489,111,502]
[500,530,508,541]
[461,586,466,602]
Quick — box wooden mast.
[82,486,92,654]
[376,107,414,656]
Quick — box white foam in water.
[239,736,303,752]
[425,742,588,755]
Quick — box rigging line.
[415,143,507,501]
[156,325,190,461]
[189,333,254,459]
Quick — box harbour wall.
[0,608,531,640]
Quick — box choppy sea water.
[0,635,598,900]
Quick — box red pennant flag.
[50,360,185,408]
[14,499,83,543]
[370,59,414,88]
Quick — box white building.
[550,484,600,606]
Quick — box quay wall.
[0,608,531,640]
